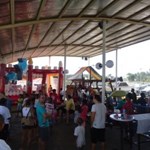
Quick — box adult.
[137,92,147,113]
[114,97,125,111]
[17,94,23,117]
[131,88,137,104]
[122,93,134,115]
[0,98,11,140]
[0,114,11,150]
[138,92,147,106]
[59,88,64,102]
[36,95,50,150]
[50,89,58,107]
[20,99,36,149]
[91,95,107,150]
[66,95,75,124]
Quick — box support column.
[0,64,6,93]
[102,21,106,103]
[115,49,118,90]
[42,73,46,94]
[27,65,33,95]
[58,63,63,98]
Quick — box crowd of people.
[0,85,150,150]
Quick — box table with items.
[110,113,134,150]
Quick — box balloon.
[18,58,27,73]
[6,72,17,81]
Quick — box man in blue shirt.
[36,95,50,150]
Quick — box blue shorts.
[38,127,49,142]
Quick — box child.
[80,99,88,127]
[74,117,85,150]
[74,104,81,124]
[45,97,57,133]
[17,94,23,116]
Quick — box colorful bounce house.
[0,58,63,103]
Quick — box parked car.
[116,82,131,92]
[117,82,129,87]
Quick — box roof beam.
[78,47,101,57]
[33,21,73,57]
[43,0,95,57]
[10,0,15,62]
[2,44,104,57]
[97,0,120,16]
[78,0,96,17]
[111,0,141,17]
[112,35,150,50]
[45,20,90,56]
[66,5,150,54]
[22,0,47,58]
[31,0,72,57]
[0,16,150,31]
[58,0,72,18]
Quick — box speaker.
[96,63,103,69]
[106,60,114,68]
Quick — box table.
[132,113,150,134]
[132,113,150,150]
[110,114,134,150]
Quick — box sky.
[32,39,150,77]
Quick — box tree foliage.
[127,72,150,82]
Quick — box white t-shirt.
[74,125,85,148]
[91,103,106,129]
[22,107,31,117]
[0,139,11,150]
[74,110,80,124]
[0,106,11,124]
[45,103,54,114]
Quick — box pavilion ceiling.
[0,0,150,64]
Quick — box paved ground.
[7,111,150,150]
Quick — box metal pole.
[49,56,51,66]
[115,49,118,90]
[102,21,106,103]
[63,42,67,101]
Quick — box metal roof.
[0,0,150,64]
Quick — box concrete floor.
[7,112,150,150]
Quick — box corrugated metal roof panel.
[0,0,149,63]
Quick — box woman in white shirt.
[20,99,35,150]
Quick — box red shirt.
[80,105,88,121]
[122,99,133,115]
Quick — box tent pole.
[63,40,67,100]
[115,49,118,90]
[102,21,106,103]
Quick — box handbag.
[21,108,35,127]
